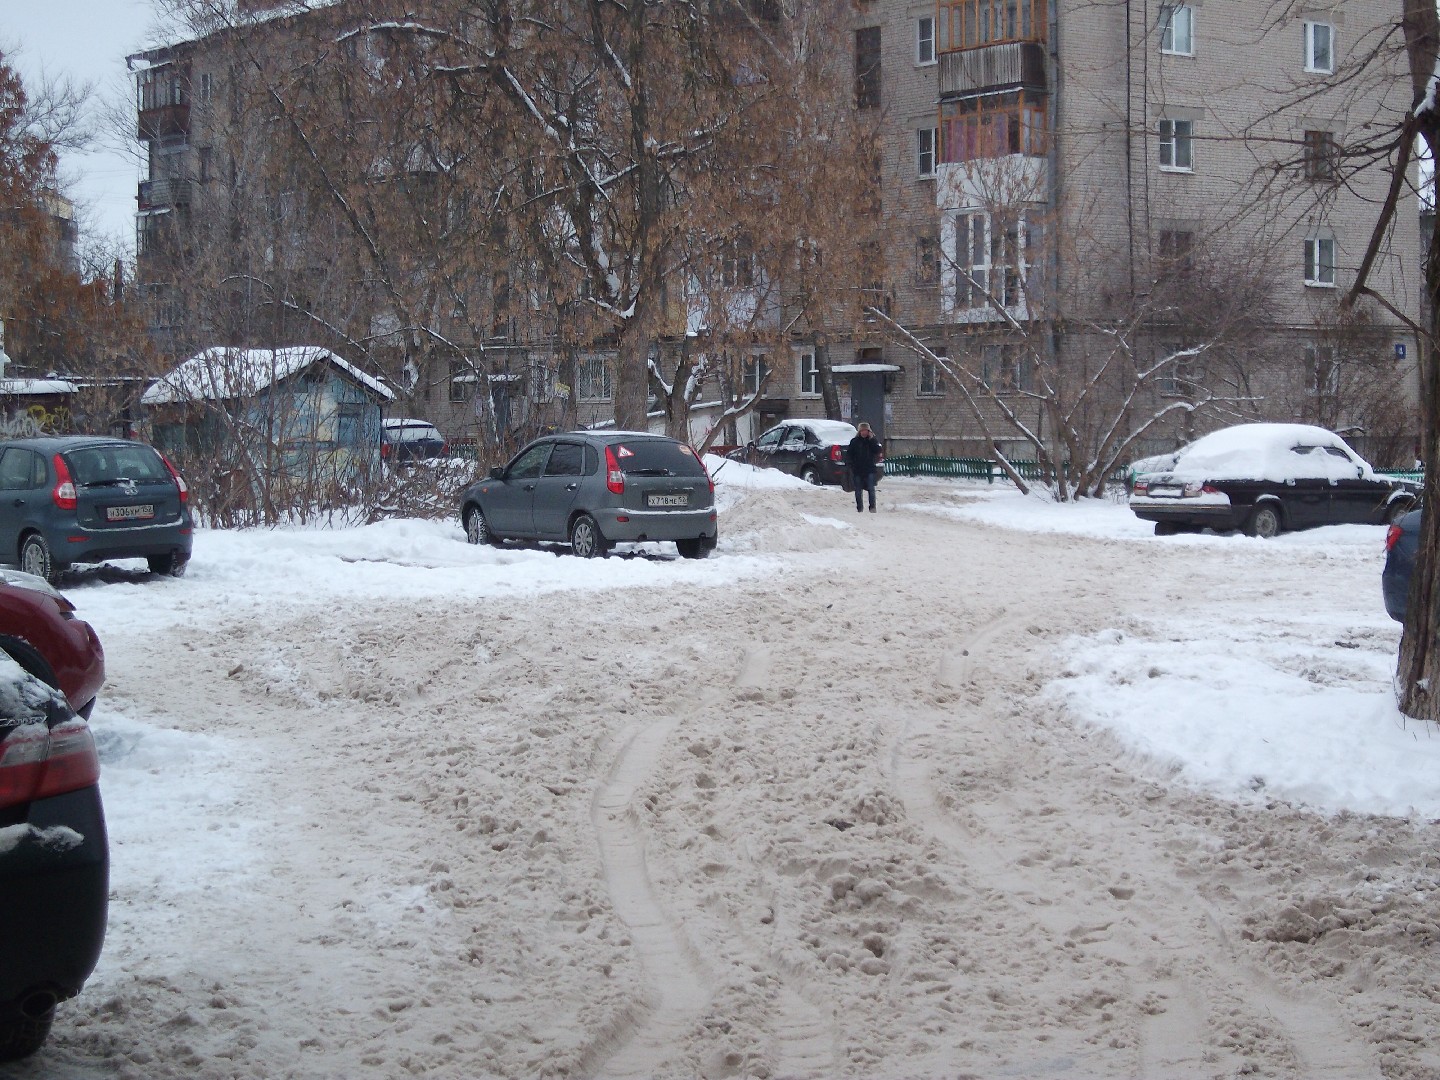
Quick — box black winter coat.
[847,433,883,475]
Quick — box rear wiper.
[626,468,672,476]
[80,477,136,488]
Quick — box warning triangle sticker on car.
[616,446,635,457]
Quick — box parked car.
[0,570,104,718]
[726,419,876,486]
[1129,423,1417,538]
[1382,506,1421,622]
[0,647,108,1062]
[460,432,718,558]
[0,436,193,584]
[381,418,448,463]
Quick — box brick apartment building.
[129,0,1423,467]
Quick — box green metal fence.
[886,455,1128,485]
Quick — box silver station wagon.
[459,432,718,558]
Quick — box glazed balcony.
[939,41,1047,100]
[137,177,192,211]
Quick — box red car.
[0,570,104,717]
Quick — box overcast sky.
[4,1,172,256]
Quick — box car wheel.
[1245,503,1282,539]
[569,514,609,558]
[19,534,58,584]
[800,465,820,486]
[147,553,188,577]
[675,537,714,559]
[1153,522,1180,536]
[0,1008,54,1063]
[464,506,498,546]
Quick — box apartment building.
[129,0,1421,466]
[819,0,1421,465]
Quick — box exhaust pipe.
[20,989,59,1019]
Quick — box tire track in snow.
[587,718,714,1078]
[887,609,1382,1078]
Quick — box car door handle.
[566,483,579,491]
[524,483,536,491]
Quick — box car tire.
[464,506,499,546]
[800,466,820,486]
[675,537,714,559]
[0,1009,54,1063]
[147,553,188,577]
[1153,522,1180,536]
[569,514,609,559]
[1245,503,1283,539]
[19,534,58,585]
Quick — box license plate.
[106,503,155,521]
[1148,487,1183,499]
[647,494,688,508]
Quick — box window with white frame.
[1158,118,1193,170]
[1304,235,1336,286]
[449,359,470,402]
[1157,346,1205,397]
[951,211,1029,312]
[917,16,936,64]
[919,348,946,396]
[981,343,1032,394]
[578,354,612,400]
[1159,5,1194,55]
[742,354,771,396]
[916,126,937,178]
[798,350,821,396]
[915,232,940,286]
[1304,21,1334,74]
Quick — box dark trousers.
[852,470,877,509]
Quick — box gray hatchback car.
[0,436,193,583]
[460,432,717,558]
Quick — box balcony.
[939,41,1046,100]
[138,177,193,211]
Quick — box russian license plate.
[106,503,155,521]
[647,493,688,508]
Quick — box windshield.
[66,445,169,485]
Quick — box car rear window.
[612,440,707,477]
[66,445,169,485]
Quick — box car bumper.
[598,508,718,544]
[1129,493,1241,530]
[52,518,193,566]
[0,784,109,1019]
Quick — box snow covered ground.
[5,466,1439,1079]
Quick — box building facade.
[129,0,1422,470]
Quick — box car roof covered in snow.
[786,419,859,444]
[1158,423,1375,483]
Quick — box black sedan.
[1383,507,1421,622]
[726,419,865,486]
[1130,423,1416,538]
[0,651,108,1061]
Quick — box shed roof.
[142,346,395,406]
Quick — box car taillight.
[159,452,189,503]
[605,447,625,494]
[381,442,391,459]
[0,719,101,809]
[51,454,77,510]
[830,445,844,463]
[683,445,714,493]
[1386,523,1403,552]
[1132,481,1148,494]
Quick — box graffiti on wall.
[0,403,71,437]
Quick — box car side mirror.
[489,466,504,480]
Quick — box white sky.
[3,0,169,253]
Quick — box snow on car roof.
[1162,423,1374,483]
[789,419,858,443]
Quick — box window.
[799,351,822,396]
[919,349,946,396]
[1159,5,1194,55]
[199,72,214,104]
[1157,229,1194,277]
[917,16,936,64]
[579,354,612,400]
[981,343,1033,393]
[1303,130,1338,180]
[449,360,471,402]
[720,237,754,288]
[940,92,1047,163]
[916,126,937,178]
[544,442,585,477]
[939,0,1046,50]
[1305,21,1334,74]
[855,27,881,109]
[1158,346,1204,396]
[952,211,1029,311]
[1304,235,1336,286]
[742,354,771,396]
[1158,118,1193,171]
[916,232,941,286]
[1305,344,1340,397]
